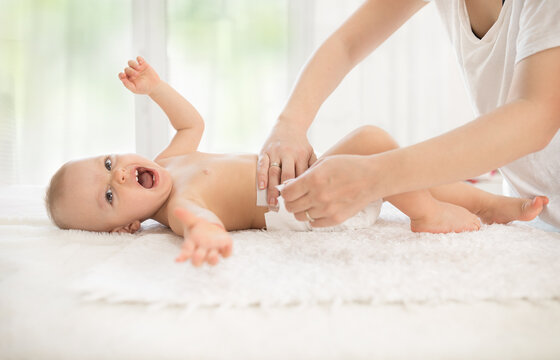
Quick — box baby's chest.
[170,164,229,199]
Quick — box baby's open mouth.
[135,167,156,189]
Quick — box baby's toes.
[461,218,481,233]
[533,196,549,209]
[472,219,481,231]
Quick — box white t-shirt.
[426,0,560,229]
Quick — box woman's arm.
[280,0,428,129]
[281,46,560,227]
[258,0,428,206]
[381,46,560,194]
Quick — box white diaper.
[257,184,382,231]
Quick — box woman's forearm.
[373,99,559,197]
[279,0,427,132]
[279,35,353,132]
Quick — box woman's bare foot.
[410,201,481,234]
[476,195,549,225]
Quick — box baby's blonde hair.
[45,163,70,229]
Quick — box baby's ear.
[111,220,141,234]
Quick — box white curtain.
[293,0,473,153]
[0,0,134,186]
[166,0,473,156]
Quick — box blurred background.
[0,0,473,186]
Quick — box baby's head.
[46,153,172,233]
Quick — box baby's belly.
[197,155,267,230]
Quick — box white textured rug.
[75,205,560,308]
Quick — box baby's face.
[58,153,172,232]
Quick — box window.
[1,0,472,186]
[167,0,290,153]
[0,0,134,185]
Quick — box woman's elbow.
[534,102,560,151]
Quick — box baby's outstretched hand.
[173,208,232,267]
[118,56,161,95]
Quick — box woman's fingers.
[280,157,295,184]
[257,153,270,190]
[295,157,310,178]
[308,152,318,167]
[257,123,314,204]
[283,155,376,227]
[267,162,282,207]
[284,191,313,215]
[281,171,312,203]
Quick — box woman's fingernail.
[259,181,265,189]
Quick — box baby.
[45,57,548,267]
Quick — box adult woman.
[257,0,560,229]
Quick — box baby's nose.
[113,168,127,184]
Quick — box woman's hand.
[281,154,379,227]
[173,208,233,267]
[118,56,161,95]
[257,120,317,207]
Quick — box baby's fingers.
[128,59,140,70]
[118,73,136,91]
[175,239,195,263]
[207,249,219,266]
[192,247,208,267]
[219,241,233,258]
[124,67,138,78]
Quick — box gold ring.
[270,162,281,168]
[305,210,315,222]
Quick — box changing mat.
[74,205,560,308]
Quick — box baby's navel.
[203,168,211,175]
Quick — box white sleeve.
[516,0,560,63]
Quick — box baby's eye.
[105,157,112,171]
[105,188,113,204]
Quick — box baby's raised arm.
[119,56,204,160]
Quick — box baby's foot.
[410,201,481,234]
[477,195,548,225]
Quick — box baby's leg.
[427,182,548,225]
[321,126,480,233]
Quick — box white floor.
[3,286,560,360]
[2,185,560,360]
